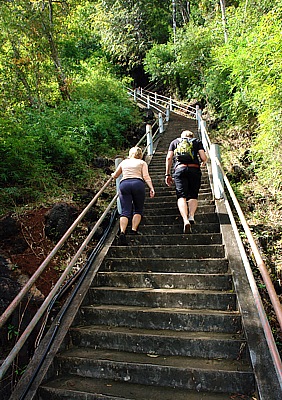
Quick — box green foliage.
[144,43,176,86]
[204,5,282,196]
[92,0,171,70]
[145,22,221,98]
[0,67,140,214]
[7,324,19,341]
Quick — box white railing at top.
[128,87,197,119]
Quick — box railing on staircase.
[1,87,281,397]
[131,87,282,385]
[0,101,166,390]
[197,114,282,385]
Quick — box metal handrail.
[0,191,118,380]
[127,88,166,115]
[216,160,282,384]
[218,158,282,330]
[139,88,197,117]
[0,96,169,381]
[0,176,114,330]
[197,113,282,331]
[195,110,282,382]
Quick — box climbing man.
[165,130,207,233]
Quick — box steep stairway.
[37,115,256,399]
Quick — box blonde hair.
[128,146,143,159]
[181,130,194,138]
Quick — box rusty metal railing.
[0,95,172,382]
[196,109,282,384]
[0,177,117,380]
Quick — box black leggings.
[119,178,145,218]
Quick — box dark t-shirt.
[168,137,204,169]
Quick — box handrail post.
[115,157,123,213]
[166,105,170,122]
[211,144,224,199]
[200,120,208,150]
[158,112,164,134]
[196,105,202,132]
[140,87,143,97]
[170,96,173,111]
[146,124,153,156]
[134,88,137,102]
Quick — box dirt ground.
[1,208,62,297]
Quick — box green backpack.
[174,137,196,163]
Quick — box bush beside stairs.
[37,114,257,399]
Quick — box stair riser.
[102,258,229,273]
[144,199,214,207]
[142,214,218,225]
[120,234,223,246]
[146,192,213,201]
[150,180,210,189]
[148,187,212,195]
[70,330,247,360]
[94,273,232,291]
[87,289,237,311]
[145,197,213,205]
[144,205,215,216]
[135,223,221,235]
[107,245,225,259]
[55,357,254,394]
[38,388,102,400]
[80,308,242,334]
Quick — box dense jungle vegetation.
[0,1,281,286]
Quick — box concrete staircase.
[37,115,256,399]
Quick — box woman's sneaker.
[183,222,191,234]
[188,216,195,224]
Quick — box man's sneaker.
[183,222,191,234]
[129,230,138,235]
[118,232,127,245]
[189,216,195,224]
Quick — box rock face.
[44,203,78,242]
[0,215,20,241]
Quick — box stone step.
[107,244,225,259]
[33,115,258,400]
[133,223,220,235]
[141,213,218,225]
[102,257,228,273]
[94,271,232,291]
[78,305,241,334]
[116,233,223,245]
[147,191,214,200]
[87,287,236,311]
[52,348,255,394]
[149,170,210,178]
[39,375,250,400]
[143,204,215,216]
[149,185,212,194]
[70,325,247,360]
[150,172,210,181]
[145,197,214,206]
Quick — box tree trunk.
[11,41,36,107]
[219,0,228,43]
[43,0,71,101]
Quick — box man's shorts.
[173,166,202,200]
